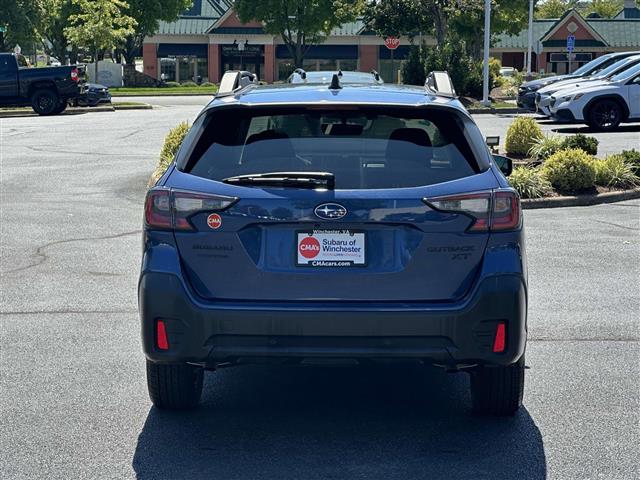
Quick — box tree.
[535,0,577,19]
[64,0,136,79]
[122,0,192,65]
[0,0,45,52]
[234,0,364,67]
[449,0,529,59]
[39,0,80,64]
[583,0,623,18]
[364,0,423,39]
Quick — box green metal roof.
[158,3,367,38]
[494,21,556,49]
[589,19,640,47]
[494,18,640,49]
[157,0,232,36]
[329,21,365,36]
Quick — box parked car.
[499,67,517,77]
[0,52,84,115]
[49,57,62,67]
[517,51,639,111]
[536,54,640,116]
[549,62,640,130]
[139,70,527,415]
[76,83,111,107]
[288,69,384,85]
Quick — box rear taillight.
[491,191,521,231]
[156,320,169,350]
[144,188,238,231]
[424,189,521,232]
[70,68,79,82]
[493,321,506,353]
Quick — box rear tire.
[470,356,525,416]
[31,89,60,115]
[51,100,68,115]
[586,99,623,131]
[146,360,204,410]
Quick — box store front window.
[379,46,409,84]
[221,44,265,80]
[548,52,593,74]
[157,44,209,83]
[276,45,358,80]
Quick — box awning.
[157,43,208,58]
[276,45,358,60]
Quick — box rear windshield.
[184,107,479,189]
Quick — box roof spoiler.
[425,71,457,98]
[216,70,258,97]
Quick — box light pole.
[526,0,534,75]
[482,0,491,107]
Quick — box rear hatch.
[152,105,514,303]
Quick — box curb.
[522,188,640,209]
[0,104,151,118]
[112,104,153,110]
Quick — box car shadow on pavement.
[550,125,640,134]
[132,364,546,480]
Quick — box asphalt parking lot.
[1,103,639,480]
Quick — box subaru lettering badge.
[314,203,347,220]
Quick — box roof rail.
[216,70,258,97]
[425,71,457,98]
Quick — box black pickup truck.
[0,53,85,115]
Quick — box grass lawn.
[111,86,217,96]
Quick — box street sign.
[384,36,400,50]
[566,35,575,53]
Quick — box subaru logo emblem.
[314,203,347,220]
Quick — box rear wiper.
[222,171,335,189]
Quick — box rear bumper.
[139,271,527,368]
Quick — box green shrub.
[562,134,598,155]
[402,43,427,86]
[150,122,190,186]
[162,81,180,88]
[505,117,543,157]
[488,57,502,87]
[406,38,498,96]
[594,155,640,189]
[542,148,597,193]
[508,166,553,199]
[528,134,565,161]
[200,81,216,87]
[180,81,198,87]
[616,149,640,176]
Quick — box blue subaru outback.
[139,71,527,415]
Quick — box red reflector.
[156,320,169,350]
[493,322,506,353]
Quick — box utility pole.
[526,0,534,75]
[482,0,491,106]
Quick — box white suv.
[536,55,640,117]
[549,62,640,130]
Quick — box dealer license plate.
[296,230,366,267]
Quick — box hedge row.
[509,148,640,198]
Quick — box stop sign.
[384,36,400,50]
